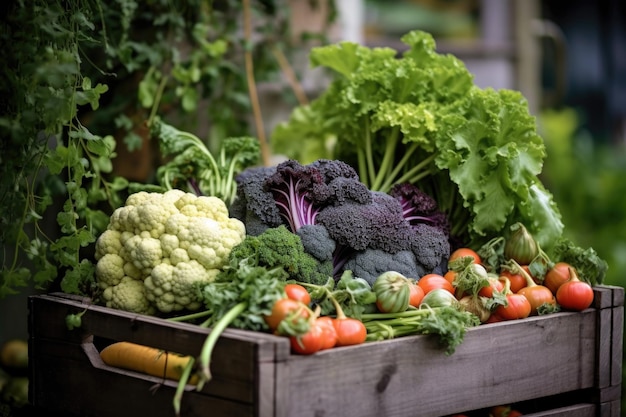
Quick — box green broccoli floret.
[228,225,331,285]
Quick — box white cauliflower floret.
[144,260,220,313]
[159,233,180,256]
[95,253,125,289]
[184,217,245,269]
[94,190,245,314]
[176,194,230,221]
[107,205,135,232]
[170,248,190,265]
[102,276,155,315]
[123,235,163,273]
[94,230,122,261]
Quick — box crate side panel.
[281,312,597,417]
[28,295,286,386]
[611,306,624,387]
[28,295,287,407]
[30,340,255,417]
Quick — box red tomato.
[499,269,527,293]
[478,276,504,298]
[333,318,367,346]
[408,284,425,308]
[264,298,308,331]
[418,274,454,295]
[494,294,531,320]
[284,283,311,304]
[316,316,338,350]
[544,262,572,295]
[485,313,504,324]
[449,247,481,264]
[556,279,594,311]
[290,321,324,355]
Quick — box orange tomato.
[449,247,481,264]
[417,273,454,295]
[444,270,458,285]
[408,284,425,307]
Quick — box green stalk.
[376,141,420,192]
[363,118,376,188]
[167,309,213,323]
[356,146,369,189]
[173,356,197,417]
[370,125,401,192]
[361,308,433,321]
[388,153,438,191]
[173,316,213,417]
[197,301,247,390]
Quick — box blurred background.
[1,0,625,411]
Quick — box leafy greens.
[272,31,563,250]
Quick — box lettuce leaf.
[271,30,563,249]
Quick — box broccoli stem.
[197,301,247,390]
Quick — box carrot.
[100,341,198,384]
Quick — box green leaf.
[310,41,364,77]
[0,268,31,298]
[180,86,198,112]
[57,209,78,234]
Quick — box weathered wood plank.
[28,287,622,417]
[523,403,595,417]
[281,312,597,417]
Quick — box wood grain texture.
[28,286,623,417]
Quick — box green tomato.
[504,222,539,264]
[373,271,411,313]
[419,288,459,309]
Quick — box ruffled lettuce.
[271,30,563,249]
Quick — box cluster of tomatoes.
[263,284,367,355]
[433,247,596,323]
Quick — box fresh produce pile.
[74,30,608,416]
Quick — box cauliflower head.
[94,189,245,314]
[144,260,220,313]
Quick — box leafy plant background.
[0,0,336,299]
[539,107,626,413]
[539,108,626,288]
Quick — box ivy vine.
[0,0,335,298]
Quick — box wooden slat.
[30,347,255,417]
[523,403,595,417]
[28,287,623,417]
[27,294,288,408]
[281,311,597,417]
[610,305,624,388]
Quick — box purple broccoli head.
[264,159,371,233]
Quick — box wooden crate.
[28,285,623,417]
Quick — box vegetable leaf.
[272,30,563,249]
